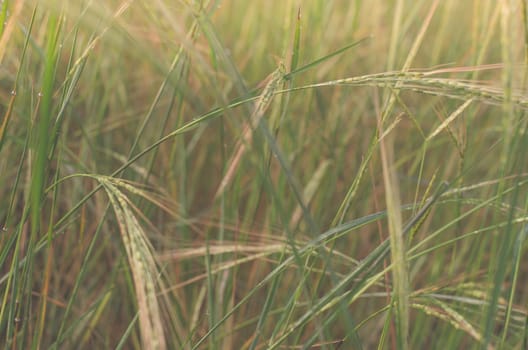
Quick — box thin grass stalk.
[1,208,30,348]
[79,290,113,346]
[381,0,406,346]
[0,0,7,36]
[410,178,528,255]
[268,277,304,344]
[522,2,528,347]
[0,0,24,64]
[248,7,301,349]
[196,7,230,348]
[205,238,217,350]
[33,147,62,349]
[501,222,528,347]
[51,206,110,348]
[377,119,408,350]
[0,82,34,346]
[471,2,501,79]
[482,0,518,347]
[381,3,441,346]
[49,27,84,158]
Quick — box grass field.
[1,0,528,349]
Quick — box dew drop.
[38,92,43,97]
[10,90,16,96]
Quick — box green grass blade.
[283,37,370,80]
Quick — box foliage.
[1,0,528,349]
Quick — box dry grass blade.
[159,243,287,261]
[0,0,24,63]
[295,69,528,109]
[97,176,166,350]
[413,302,494,350]
[426,98,474,141]
[215,66,284,198]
